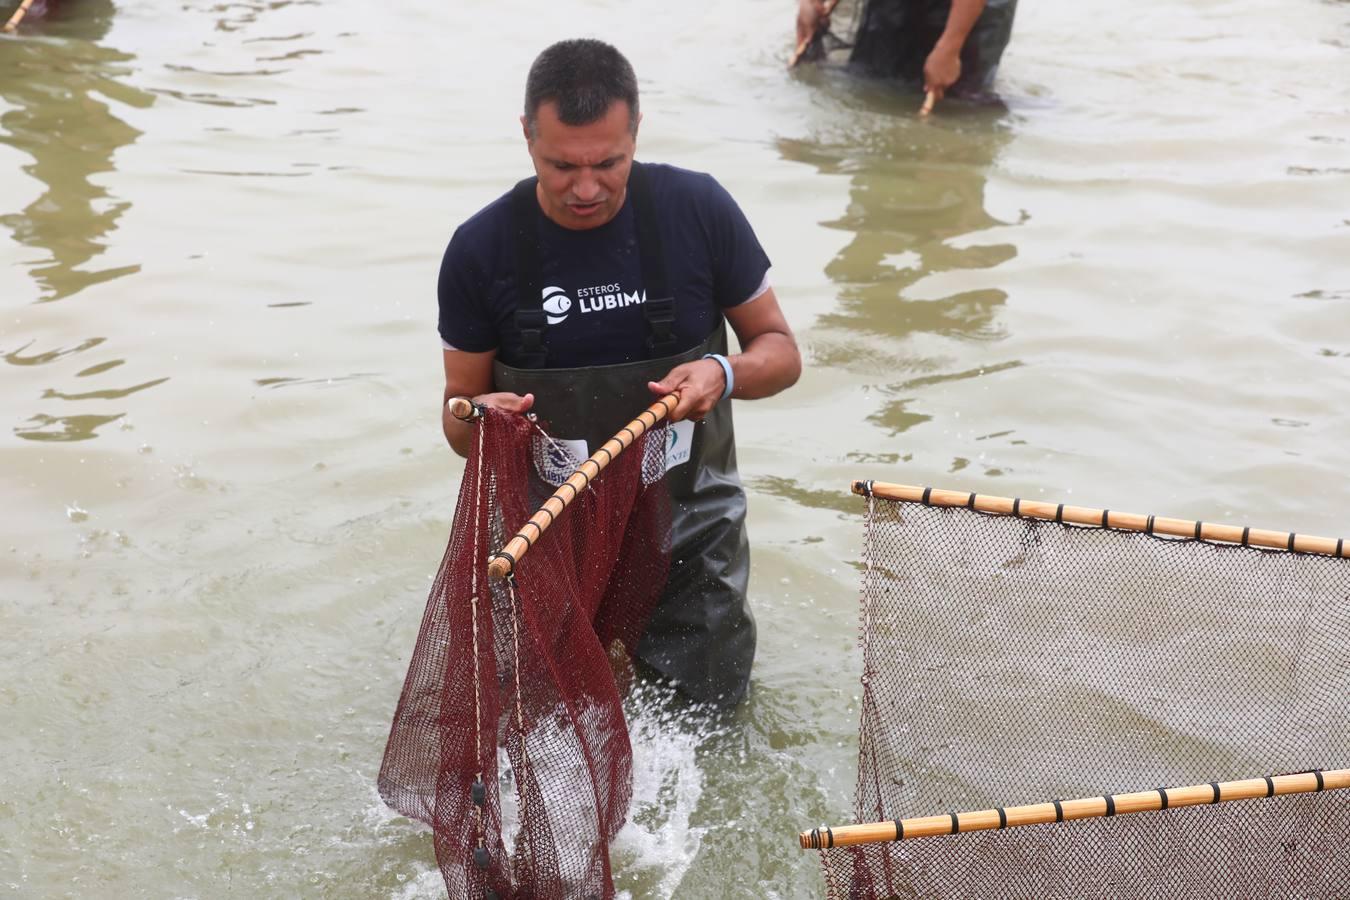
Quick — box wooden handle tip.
[488,555,512,580]
[447,397,476,420]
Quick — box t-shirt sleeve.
[436,229,499,352]
[701,174,772,309]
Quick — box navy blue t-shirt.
[437,163,771,368]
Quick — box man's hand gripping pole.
[446,393,680,580]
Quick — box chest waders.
[491,161,755,707]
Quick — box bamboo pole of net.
[486,393,680,580]
[853,480,1350,559]
[3,0,36,31]
[801,769,1350,849]
[789,0,842,68]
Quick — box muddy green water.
[3,0,1349,896]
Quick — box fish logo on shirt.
[542,286,572,324]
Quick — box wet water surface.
[3,0,1349,896]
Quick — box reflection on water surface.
[3,0,1350,896]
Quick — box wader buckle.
[644,295,678,357]
[514,308,548,369]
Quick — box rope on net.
[383,395,675,898]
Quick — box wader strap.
[629,162,679,359]
[510,177,548,369]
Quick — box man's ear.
[520,114,531,143]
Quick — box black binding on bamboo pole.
[849,482,1350,559]
[799,769,1350,850]
[488,394,679,579]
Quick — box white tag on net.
[664,420,694,472]
[532,435,589,486]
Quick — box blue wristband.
[703,353,734,402]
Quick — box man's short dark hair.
[524,39,639,135]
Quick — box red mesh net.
[820,491,1350,898]
[379,408,671,899]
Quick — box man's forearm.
[936,0,985,54]
[728,332,801,400]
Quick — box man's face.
[523,100,638,230]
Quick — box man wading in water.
[796,0,1017,100]
[437,38,801,706]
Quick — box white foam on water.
[373,685,718,898]
[361,782,441,899]
[487,686,719,898]
[611,686,724,899]
[388,867,450,900]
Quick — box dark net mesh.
[821,495,1350,898]
[379,408,671,899]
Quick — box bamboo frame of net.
[801,769,1350,849]
[853,480,1349,558]
[485,394,679,580]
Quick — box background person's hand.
[648,358,728,423]
[923,44,962,98]
[796,0,830,50]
